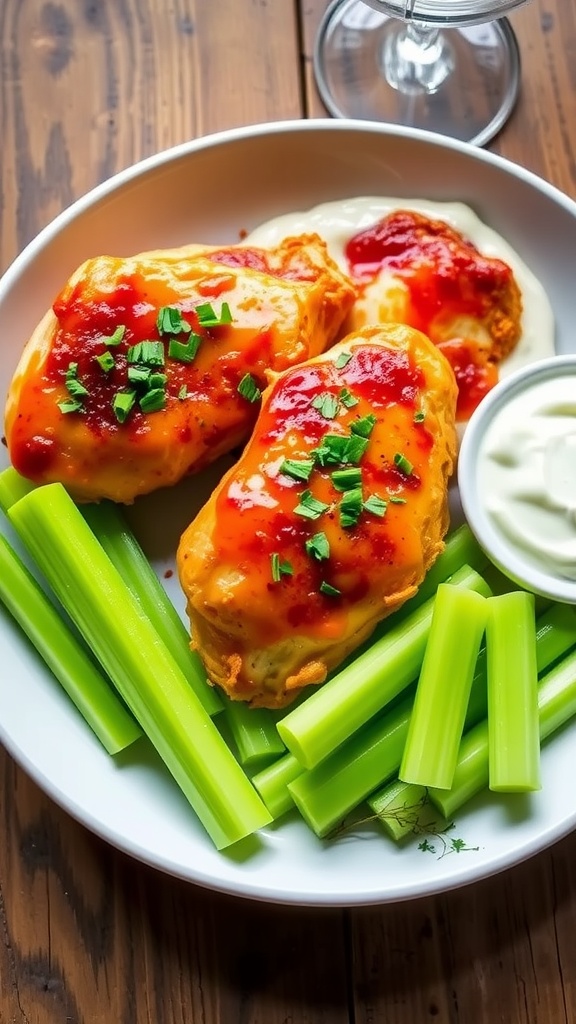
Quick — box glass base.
[314,0,521,147]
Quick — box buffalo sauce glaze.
[9,260,288,484]
[245,198,556,421]
[344,211,516,420]
[211,344,432,644]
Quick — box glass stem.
[381,19,455,95]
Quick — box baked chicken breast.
[4,234,355,503]
[344,209,523,419]
[177,323,458,709]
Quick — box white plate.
[2,120,576,907]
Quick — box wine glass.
[314,0,529,146]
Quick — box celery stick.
[368,781,445,842]
[81,500,222,717]
[0,467,35,512]
[531,602,576,674]
[252,752,303,818]
[8,484,271,849]
[288,599,576,838]
[222,699,285,770]
[278,565,492,770]
[0,535,141,755]
[399,585,488,789]
[429,646,576,819]
[487,592,540,792]
[366,602,576,830]
[287,696,413,838]
[467,601,575,723]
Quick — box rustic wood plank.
[0,748,350,1023]
[348,834,576,1023]
[0,0,303,270]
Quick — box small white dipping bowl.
[459,355,576,604]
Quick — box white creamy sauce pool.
[477,375,576,581]
[246,196,556,379]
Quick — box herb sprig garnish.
[237,373,262,404]
[58,299,235,422]
[270,552,293,583]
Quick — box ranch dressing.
[477,375,576,580]
[246,197,555,379]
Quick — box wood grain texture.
[0,0,302,268]
[1,0,576,1021]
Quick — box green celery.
[283,598,576,838]
[487,592,540,792]
[0,467,35,512]
[287,696,413,838]
[251,752,303,818]
[8,484,271,850]
[0,476,220,721]
[367,781,445,842]
[429,645,576,819]
[399,585,488,790]
[277,565,491,769]
[80,500,222,717]
[0,535,141,755]
[222,700,285,770]
[368,601,576,833]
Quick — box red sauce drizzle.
[345,210,515,418]
[45,272,249,434]
[213,345,427,637]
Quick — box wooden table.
[1,1,575,1021]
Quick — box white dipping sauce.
[246,197,556,379]
[477,375,576,581]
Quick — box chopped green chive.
[148,372,167,390]
[112,389,137,423]
[279,458,315,483]
[339,487,363,528]
[319,581,341,598]
[294,490,331,521]
[156,306,192,336]
[394,452,414,476]
[139,388,167,413]
[312,433,369,467]
[126,341,165,367]
[127,365,151,386]
[65,362,79,380]
[334,351,352,369]
[94,351,115,373]
[331,467,362,492]
[196,301,233,327]
[312,392,340,420]
[270,553,294,583]
[339,388,359,409]
[389,496,407,505]
[178,385,189,400]
[57,398,84,414]
[414,410,426,423]
[168,334,202,364]
[102,325,126,347]
[237,373,262,403]
[305,532,330,561]
[363,493,388,517]
[66,377,89,399]
[350,414,377,438]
